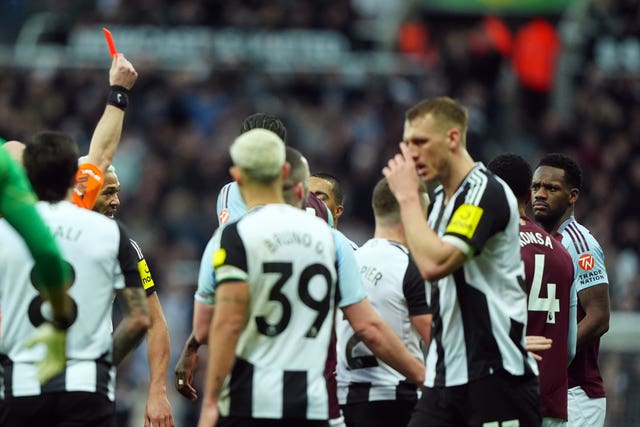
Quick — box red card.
[102,27,117,57]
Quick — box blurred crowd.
[1,0,639,425]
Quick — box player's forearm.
[358,317,425,385]
[398,194,455,280]
[411,314,432,346]
[113,315,150,365]
[576,312,609,350]
[113,288,151,365]
[146,294,171,392]
[193,300,214,345]
[86,105,125,172]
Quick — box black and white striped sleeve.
[403,257,430,316]
[116,221,143,289]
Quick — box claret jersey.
[520,216,574,420]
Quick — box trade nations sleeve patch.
[213,248,227,268]
[446,204,484,239]
[578,253,595,271]
[219,209,231,225]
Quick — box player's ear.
[448,128,461,150]
[335,204,344,218]
[569,187,579,205]
[281,162,291,181]
[295,182,304,202]
[230,166,243,185]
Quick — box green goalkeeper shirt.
[0,146,69,290]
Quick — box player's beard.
[533,208,563,232]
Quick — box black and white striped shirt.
[0,201,141,400]
[425,163,537,388]
[336,238,428,404]
[213,204,366,420]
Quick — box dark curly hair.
[241,113,287,143]
[536,153,582,191]
[487,154,532,202]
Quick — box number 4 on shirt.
[528,254,560,324]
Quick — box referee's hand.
[23,323,67,384]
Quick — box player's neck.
[549,208,575,236]
[374,223,407,246]
[241,185,285,209]
[518,202,526,217]
[442,151,475,202]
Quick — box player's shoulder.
[357,238,410,269]
[461,164,512,205]
[40,202,126,249]
[561,218,603,255]
[128,238,145,261]
[217,181,241,203]
[238,204,330,233]
[37,200,114,226]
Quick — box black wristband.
[107,85,130,111]
[188,335,202,350]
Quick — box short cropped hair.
[406,96,469,145]
[536,153,583,191]
[230,129,286,183]
[372,177,427,224]
[284,147,310,197]
[241,113,287,143]
[311,172,344,205]
[23,131,78,202]
[487,154,532,202]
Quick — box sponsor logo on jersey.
[219,209,230,224]
[137,259,155,289]
[446,204,483,239]
[213,248,227,268]
[578,253,595,271]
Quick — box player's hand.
[525,335,552,361]
[109,53,138,90]
[174,345,199,400]
[23,323,66,384]
[197,401,219,427]
[382,142,421,202]
[144,389,175,427]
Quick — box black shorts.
[341,400,417,427]
[2,391,115,427]
[218,416,329,427]
[408,371,541,427]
